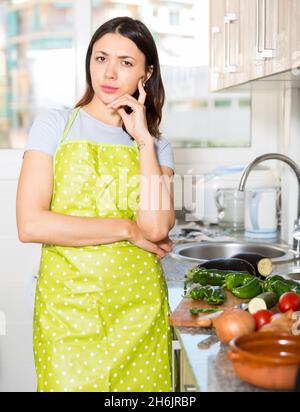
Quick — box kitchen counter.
[161,223,300,392]
[165,278,272,392]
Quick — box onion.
[213,309,256,344]
[260,310,294,333]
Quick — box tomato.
[253,310,274,330]
[279,292,300,313]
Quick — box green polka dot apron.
[33,106,173,392]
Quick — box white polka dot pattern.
[33,137,173,392]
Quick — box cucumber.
[199,258,256,276]
[230,253,273,278]
[248,292,278,314]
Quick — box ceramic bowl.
[227,332,300,390]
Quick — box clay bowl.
[228,332,300,391]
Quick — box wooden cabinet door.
[210,0,297,91]
[210,0,262,89]
[264,0,291,76]
[290,0,300,72]
[209,0,244,90]
[251,0,267,79]
[179,349,198,392]
[224,0,241,87]
[209,0,226,91]
[239,0,260,82]
[248,0,291,80]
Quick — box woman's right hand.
[128,221,173,259]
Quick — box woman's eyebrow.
[95,50,136,61]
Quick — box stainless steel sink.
[286,271,300,281]
[170,242,296,263]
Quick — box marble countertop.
[165,277,272,392]
[161,222,300,392]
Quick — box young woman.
[16,17,175,392]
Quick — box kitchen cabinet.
[209,0,256,91]
[209,0,298,91]
[224,0,241,87]
[179,348,198,392]
[262,0,291,76]
[209,0,226,91]
[172,339,198,392]
[225,0,266,83]
[172,334,198,392]
[290,0,300,71]
[209,0,242,90]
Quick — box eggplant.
[230,252,273,278]
[198,258,256,276]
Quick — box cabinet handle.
[211,25,221,75]
[224,13,237,73]
[262,0,276,58]
[256,0,276,60]
[184,384,198,392]
[256,0,264,59]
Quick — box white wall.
[278,87,300,244]
[173,88,282,225]
[173,89,281,176]
[0,175,38,392]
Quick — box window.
[169,9,180,26]
[0,0,75,149]
[91,0,251,148]
[0,0,251,149]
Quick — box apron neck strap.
[59,106,81,145]
[58,106,140,153]
[132,140,139,152]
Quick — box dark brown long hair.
[75,16,165,139]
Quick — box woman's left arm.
[136,133,175,242]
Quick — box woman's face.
[90,33,152,104]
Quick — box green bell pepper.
[223,272,255,290]
[185,285,226,305]
[262,275,300,298]
[186,267,227,287]
[231,277,262,299]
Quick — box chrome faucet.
[292,221,300,258]
[294,224,300,241]
[238,153,300,251]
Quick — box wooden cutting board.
[169,289,249,328]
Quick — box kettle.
[215,188,245,231]
[245,187,281,238]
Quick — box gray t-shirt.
[23,107,175,172]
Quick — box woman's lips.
[101,85,119,94]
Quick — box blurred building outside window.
[0,0,251,150]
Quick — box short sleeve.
[155,138,175,174]
[23,109,65,159]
